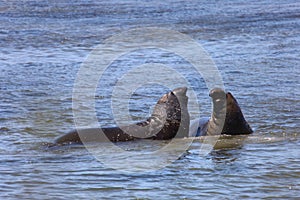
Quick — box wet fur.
[205,88,253,136]
[55,87,190,144]
[221,92,253,135]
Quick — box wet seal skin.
[193,88,253,136]
[55,87,190,144]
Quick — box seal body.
[190,88,253,136]
[55,87,190,144]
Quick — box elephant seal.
[190,88,253,136]
[55,87,190,144]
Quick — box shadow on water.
[209,149,241,165]
[202,135,247,168]
[213,135,248,150]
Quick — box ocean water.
[0,0,299,199]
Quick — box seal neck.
[207,98,227,135]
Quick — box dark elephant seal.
[55,87,190,144]
[190,88,253,136]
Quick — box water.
[1,0,299,199]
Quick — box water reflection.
[209,149,240,164]
[1,0,300,199]
[213,135,248,150]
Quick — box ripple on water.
[1,0,300,199]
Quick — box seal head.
[207,88,253,135]
[148,87,190,139]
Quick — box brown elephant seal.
[190,88,253,136]
[55,87,190,144]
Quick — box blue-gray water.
[0,0,299,199]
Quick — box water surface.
[0,0,299,199]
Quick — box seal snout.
[172,87,187,97]
[209,88,226,102]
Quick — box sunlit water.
[0,0,299,199]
